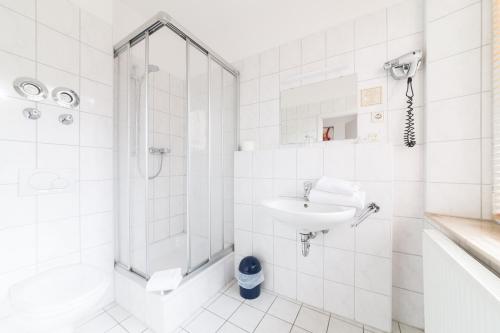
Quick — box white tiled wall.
[234,0,426,330]
[424,0,491,220]
[0,0,114,320]
[234,142,394,332]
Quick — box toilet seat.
[9,264,110,320]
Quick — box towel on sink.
[314,176,360,196]
[308,189,366,209]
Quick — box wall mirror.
[279,74,358,144]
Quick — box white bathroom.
[0,0,498,332]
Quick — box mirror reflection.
[280,74,358,144]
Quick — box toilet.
[8,264,111,333]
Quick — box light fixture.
[52,87,80,108]
[13,77,48,101]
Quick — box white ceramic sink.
[262,197,356,232]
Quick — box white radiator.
[423,230,500,333]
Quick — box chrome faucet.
[304,181,313,201]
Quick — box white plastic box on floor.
[114,253,234,333]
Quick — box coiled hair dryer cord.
[404,77,416,147]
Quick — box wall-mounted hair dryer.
[384,50,423,80]
[384,50,423,148]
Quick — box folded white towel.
[315,176,360,196]
[308,189,366,209]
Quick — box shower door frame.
[114,12,239,280]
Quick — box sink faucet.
[304,181,313,201]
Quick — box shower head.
[384,50,423,80]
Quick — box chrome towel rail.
[351,202,380,227]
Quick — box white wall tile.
[260,48,280,76]
[0,0,35,18]
[259,74,280,102]
[0,6,35,59]
[280,41,301,70]
[37,105,79,145]
[324,281,355,320]
[426,0,478,22]
[81,44,113,85]
[235,151,253,178]
[426,94,481,142]
[354,10,387,49]
[80,78,113,116]
[234,230,252,256]
[253,205,273,235]
[80,10,112,53]
[426,140,481,184]
[37,143,78,169]
[387,0,424,40]
[274,237,296,270]
[0,225,36,273]
[37,24,79,74]
[80,147,113,180]
[0,140,36,184]
[297,147,323,179]
[273,148,296,179]
[427,3,481,61]
[81,211,113,249]
[253,233,274,264]
[80,180,113,214]
[393,252,423,292]
[297,243,323,278]
[393,181,424,218]
[324,222,355,251]
[240,79,259,105]
[37,191,79,222]
[393,145,424,182]
[80,112,113,148]
[355,254,391,295]
[427,49,481,102]
[274,266,297,299]
[239,103,259,129]
[0,50,36,98]
[253,150,273,178]
[259,99,279,127]
[326,21,354,57]
[323,143,355,180]
[235,204,252,231]
[355,289,391,332]
[326,52,355,79]
[355,219,391,258]
[239,55,260,82]
[0,98,36,141]
[425,183,481,218]
[301,32,325,64]
[354,43,387,81]
[37,0,79,38]
[355,143,392,181]
[297,273,324,309]
[324,247,354,285]
[393,217,423,255]
[38,217,79,262]
[0,185,36,229]
[392,287,424,329]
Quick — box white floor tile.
[217,322,248,333]
[121,316,148,333]
[229,304,265,332]
[267,297,301,323]
[106,304,131,323]
[224,282,246,301]
[254,314,292,333]
[245,290,277,312]
[185,310,224,333]
[328,317,362,333]
[107,325,128,333]
[207,294,242,319]
[294,307,330,333]
[291,326,310,333]
[76,313,117,333]
[392,321,401,333]
[399,323,424,333]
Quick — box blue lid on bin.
[238,256,261,275]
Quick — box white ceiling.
[116,0,404,62]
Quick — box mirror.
[280,74,358,144]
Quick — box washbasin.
[262,197,356,232]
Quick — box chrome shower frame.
[113,12,239,280]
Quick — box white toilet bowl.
[8,264,111,333]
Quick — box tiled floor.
[76,303,152,333]
[178,281,424,333]
[78,281,424,333]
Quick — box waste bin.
[237,256,264,299]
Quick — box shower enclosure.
[114,13,238,280]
